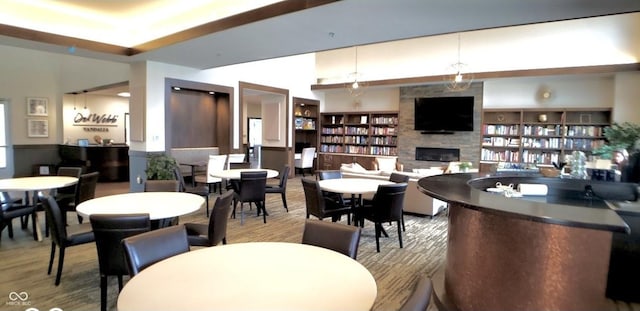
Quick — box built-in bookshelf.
[319,111,399,157]
[481,108,611,165]
[293,98,319,156]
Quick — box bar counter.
[417,173,635,311]
[59,144,129,182]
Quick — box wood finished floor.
[1,176,638,311]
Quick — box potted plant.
[145,153,178,180]
[458,161,473,172]
[593,122,640,159]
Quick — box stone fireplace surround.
[397,83,483,171]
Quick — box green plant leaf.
[145,154,178,180]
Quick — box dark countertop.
[417,173,631,233]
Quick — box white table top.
[318,178,393,195]
[76,192,204,220]
[0,176,78,191]
[117,242,377,311]
[209,168,278,179]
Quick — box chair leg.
[231,200,237,219]
[281,192,288,212]
[31,213,37,241]
[257,201,267,224]
[401,213,406,232]
[397,220,403,248]
[374,223,381,253]
[48,242,56,275]
[100,275,107,311]
[205,195,210,217]
[55,246,65,285]
[7,220,13,238]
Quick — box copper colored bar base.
[444,203,612,311]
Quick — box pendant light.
[444,34,473,92]
[82,90,90,115]
[346,46,366,99]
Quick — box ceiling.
[1,0,639,71]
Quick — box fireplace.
[415,147,460,162]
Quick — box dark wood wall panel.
[170,90,216,148]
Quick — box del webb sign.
[73,112,118,132]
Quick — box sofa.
[339,163,447,217]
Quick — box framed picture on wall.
[27,119,49,137]
[27,97,48,116]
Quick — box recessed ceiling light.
[209,91,215,95]
[173,87,181,91]
[117,92,130,97]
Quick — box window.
[0,100,7,168]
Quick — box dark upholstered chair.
[301,178,352,224]
[265,165,290,212]
[301,219,361,259]
[184,190,234,247]
[398,275,433,311]
[174,166,212,216]
[122,224,190,276]
[144,179,180,192]
[54,166,83,206]
[359,183,408,252]
[389,172,410,231]
[89,214,151,311]
[38,193,95,286]
[62,171,99,225]
[232,171,267,224]
[317,170,343,180]
[143,179,180,228]
[316,170,353,213]
[0,192,36,241]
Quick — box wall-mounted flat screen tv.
[414,96,474,132]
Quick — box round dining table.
[209,168,278,179]
[76,192,204,220]
[117,242,377,311]
[318,178,393,196]
[0,176,78,241]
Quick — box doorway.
[247,117,262,168]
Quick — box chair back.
[302,219,361,259]
[277,165,290,187]
[227,153,246,169]
[122,224,190,276]
[208,190,235,246]
[299,147,316,168]
[206,154,228,182]
[56,167,83,196]
[90,214,151,276]
[76,172,100,204]
[398,276,433,311]
[371,183,408,222]
[173,166,188,192]
[301,178,327,218]
[38,193,67,245]
[389,172,410,183]
[238,171,267,202]
[318,170,342,180]
[144,180,180,192]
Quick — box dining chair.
[359,183,408,252]
[122,224,190,277]
[232,171,267,224]
[184,190,234,247]
[0,192,36,241]
[89,213,151,311]
[398,275,433,311]
[62,171,100,225]
[38,192,95,286]
[295,147,315,176]
[194,154,228,194]
[265,165,290,212]
[143,179,180,228]
[301,178,352,225]
[301,219,361,259]
[174,166,212,216]
[389,172,410,231]
[54,166,83,207]
[317,170,352,209]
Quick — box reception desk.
[417,173,635,311]
[59,144,129,182]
